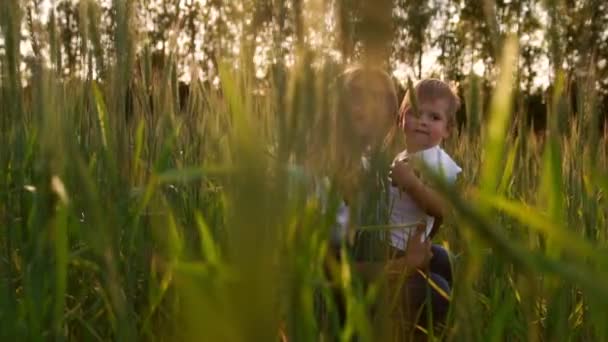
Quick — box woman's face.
[347,74,393,146]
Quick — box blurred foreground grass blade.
[0,0,23,122]
[480,36,518,194]
[64,82,137,341]
[0,2,23,336]
[497,135,519,195]
[52,179,69,339]
[433,176,608,305]
[476,193,599,261]
[173,61,282,342]
[540,136,563,223]
[464,74,483,138]
[92,82,109,148]
[157,166,206,184]
[540,127,565,257]
[195,212,221,265]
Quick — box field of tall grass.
[1,1,608,341]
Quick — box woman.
[324,64,451,340]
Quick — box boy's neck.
[405,143,440,154]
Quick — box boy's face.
[347,74,392,145]
[402,97,450,152]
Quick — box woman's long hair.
[331,64,402,201]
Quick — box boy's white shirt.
[389,145,461,250]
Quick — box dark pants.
[401,244,452,333]
[325,244,453,338]
[429,245,452,286]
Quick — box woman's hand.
[386,224,432,275]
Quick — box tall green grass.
[1,1,608,341]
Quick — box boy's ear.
[443,117,454,138]
[442,126,451,139]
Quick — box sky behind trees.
[4,0,608,95]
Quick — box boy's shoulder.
[419,146,461,182]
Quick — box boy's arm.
[391,161,446,219]
[427,216,443,239]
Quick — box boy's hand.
[391,160,418,190]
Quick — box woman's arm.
[385,224,432,275]
[391,161,446,219]
[353,225,432,281]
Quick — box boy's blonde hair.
[398,78,461,130]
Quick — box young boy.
[389,79,462,252]
[385,79,462,334]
